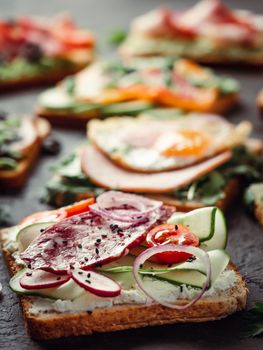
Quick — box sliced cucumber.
[16,222,56,252]
[10,269,84,300]
[167,207,227,250]
[101,249,230,289]
[10,249,230,299]
[101,101,154,116]
[38,88,75,110]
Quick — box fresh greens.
[0,117,23,169]
[243,302,263,337]
[108,29,127,46]
[44,145,262,207]
[0,56,73,81]
[172,146,262,205]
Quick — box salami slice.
[20,193,171,272]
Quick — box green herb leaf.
[0,157,18,170]
[243,302,263,337]
[108,29,127,46]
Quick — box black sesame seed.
[78,244,82,249]
[180,285,183,292]
[96,238,101,243]
[85,279,91,284]
[87,273,91,278]
[95,248,99,255]
[56,277,61,281]
[70,264,75,270]
[28,264,31,269]
[101,234,107,239]
[187,256,196,262]
[78,271,83,275]
[84,257,89,262]
[175,225,178,230]
[40,229,44,233]
[139,264,143,268]
[26,272,32,277]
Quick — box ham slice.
[81,144,231,193]
[20,195,169,272]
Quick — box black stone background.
[0,0,262,349]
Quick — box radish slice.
[71,269,121,297]
[133,245,211,310]
[19,269,70,290]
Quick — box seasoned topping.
[20,192,169,272]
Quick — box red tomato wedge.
[146,224,199,264]
[19,209,68,226]
[19,198,95,226]
[63,197,95,217]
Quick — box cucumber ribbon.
[133,245,211,310]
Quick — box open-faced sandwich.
[36,57,239,127]
[44,111,262,211]
[0,113,51,189]
[1,191,247,339]
[244,183,263,227]
[120,0,263,65]
[0,15,95,91]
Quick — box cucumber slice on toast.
[10,269,84,300]
[16,222,56,252]
[167,207,227,250]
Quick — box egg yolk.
[161,130,211,157]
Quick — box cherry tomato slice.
[19,209,67,226]
[19,198,95,226]
[63,197,95,217]
[146,224,199,264]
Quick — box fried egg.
[88,113,251,173]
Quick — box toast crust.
[257,89,263,113]
[1,234,247,340]
[0,118,51,189]
[255,202,263,227]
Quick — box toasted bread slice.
[119,34,263,66]
[36,106,100,128]
[0,50,93,93]
[0,118,51,189]
[1,228,247,340]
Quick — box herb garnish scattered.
[243,302,263,337]
[108,29,127,46]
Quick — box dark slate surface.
[0,0,263,349]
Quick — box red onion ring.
[133,245,211,310]
[90,191,162,222]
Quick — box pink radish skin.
[71,269,121,297]
[19,269,70,290]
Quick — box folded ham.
[81,144,231,193]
